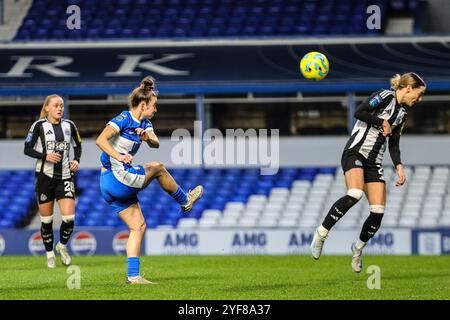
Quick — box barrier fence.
[0,227,449,256]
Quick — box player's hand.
[117,153,133,164]
[395,164,406,187]
[69,160,79,172]
[46,152,61,163]
[382,120,392,137]
[135,128,148,141]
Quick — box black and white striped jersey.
[24,118,82,180]
[344,89,406,166]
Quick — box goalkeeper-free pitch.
[1,255,449,299]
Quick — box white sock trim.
[370,205,385,214]
[347,188,363,200]
[40,215,53,224]
[61,215,75,223]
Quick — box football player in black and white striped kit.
[310,73,426,272]
[24,95,82,268]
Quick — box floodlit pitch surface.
[1,255,449,299]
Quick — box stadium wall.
[1,227,449,256]
[1,136,450,169]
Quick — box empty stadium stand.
[13,0,427,41]
[0,170,35,228]
[2,165,450,229]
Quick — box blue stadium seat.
[13,0,404,41]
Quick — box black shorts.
[341,151,385,183]
[35,173,76,204]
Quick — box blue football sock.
[170,186,188,205]
[127,257,140,277]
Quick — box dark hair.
[390,72,426,90]
[128,76,157,108]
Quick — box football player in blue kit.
[96,77,203,284]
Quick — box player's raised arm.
[96,124,132,164]
[135,127,160,148]
[354,94,384,125]
[146,128,160,148]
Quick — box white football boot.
[181,185,204,212]
[46,251,56,269]
[56,242,71,266]
[310,227,328,260]
[126,275,157,285]
[351,242,365,273]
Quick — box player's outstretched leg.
[40,215,55,268]
[56,214,75,266]
[143,162,203,212]
[311,188,363,259]
[351,205,384,273]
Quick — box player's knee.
[155,161,165,172]
[347,188,363,202]
[146,161,165,173]
[130,220,146,233]
[370,205,385,214]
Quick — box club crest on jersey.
[65,128,70,136]
[114,113,127,122]
[369,95,383,108]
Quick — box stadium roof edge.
[1,35,450,49]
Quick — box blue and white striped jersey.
[100,110,153,181]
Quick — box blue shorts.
[100,166,146,213]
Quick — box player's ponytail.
[140,76,155,91]
[129,76,157,109]
[390,74,401,90]
[40,94,63,119]
[390,72,426,91]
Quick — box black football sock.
[40,220,54,252]
[322,195,360,230]
[359,212,384,243]
[60,215,75,245]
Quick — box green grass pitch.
[1,255,449,300]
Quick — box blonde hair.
[128,76,158,108]
[390,72,426,91]
[40,94,63,119]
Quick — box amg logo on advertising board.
[231,233,267,255]
[287,232,313,254]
